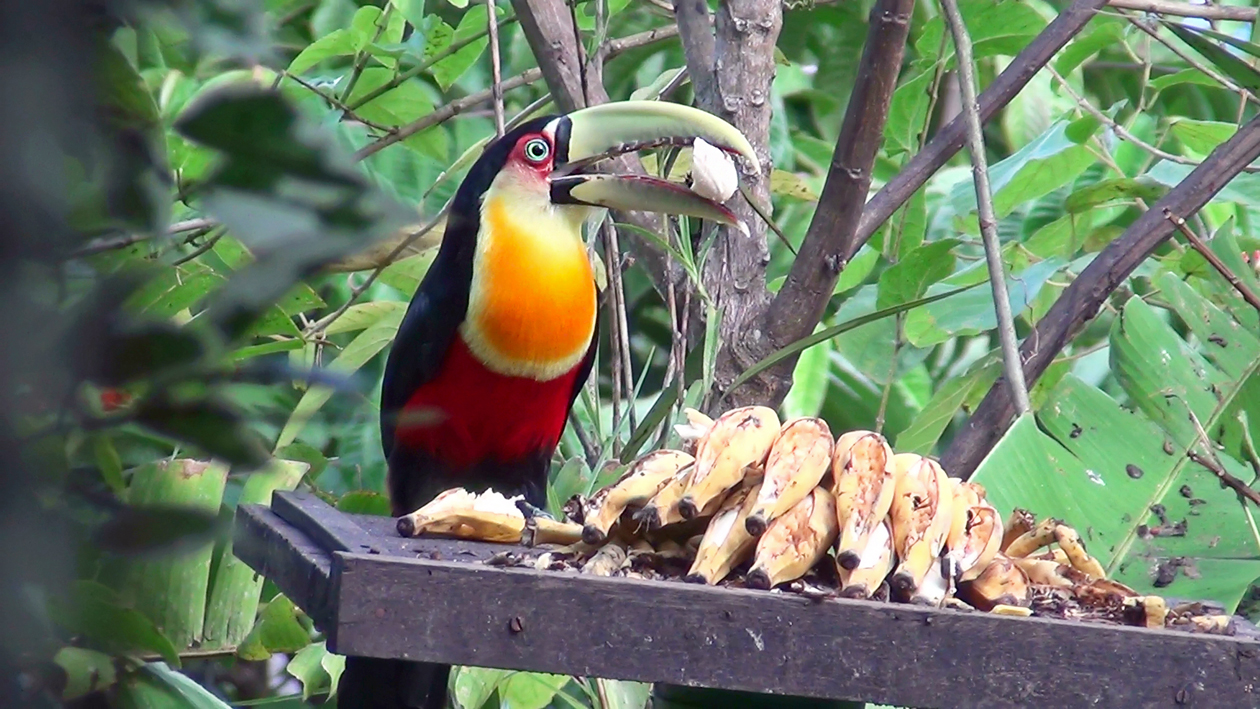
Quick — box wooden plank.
[331,552,1260,709]
[233,504,336,626]
[271,490,381,554]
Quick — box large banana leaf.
[972,235,1260,611]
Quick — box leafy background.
[7,0,1260,707]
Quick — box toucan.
[340,101,758,709]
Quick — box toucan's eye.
[523,137,551,164]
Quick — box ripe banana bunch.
[393,405,1212,634]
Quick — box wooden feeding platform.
[235,491,1260,708]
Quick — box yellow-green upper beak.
[547,101,759,230]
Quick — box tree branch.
[1166,209,1260,314]
[944,112,1260,479]
[737,0,914,404]
[672,0,717,105]
[1108,0,1257,21]
[856,0,1108,251]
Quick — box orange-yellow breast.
[462,191,597,381]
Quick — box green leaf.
[782,327,832,420]
[95,504,223,556]
[876,239,959,309]
[52,581,181,667]
[287,641,336,700]
[895,357,1000,454]
[346,69,446,160]
[950,120,1094,228]
[1164,22,1260,93]
[1181,25,1260,61]
[1053,20,1125,76]
[1169,118,1236,156]
[594,679,652,709]
[236,596,311,661]
[55,647,118,700]
[884,68,934,157]
[974,277,1260,610]
[324,300,406,335]
[454,666,511,709]
[287,29,356,74]
[275,306,405,449]
[915,0,1046,68]
[727,284,981,395]
[496,672,573,709]
[204,460,309,649]
[549,458,593,518]
[427,5,493,91]
[1064,177,1168,214]
[117,663,234,709]
[769,169,818,201]
[379,250,439,295]
[93,434,127,495]
[337,490,392,516]
[1150,68,1226,92]
[834,245,880,295]
[1064,114,1100,144]
[132,397,269,468]
[904,258,1064,347]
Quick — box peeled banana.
[746,418,834,536]
[888,454,955,598]
[956,553,1030,611]
[679,406,780,520]
[634,465,695,531]
[685,482,762,585]
[1053,523,1107,579]
[583,450,694,544]
[1004,516,1060,558]
[832,431,896,570]
[746,487,838,590]
[396,488,525,542]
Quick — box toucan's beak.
[548,101,759,232]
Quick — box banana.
[832,431,897,570]
[1004,516,1060,558]
[679,406,781,519]
[1124,595,1168,629]
[944,482,1003,583]
[685,482,762,585]
[673,408,716,455]
[991,604,1033,617]
[1000,508,1036,552]
[583,450,694,544]
[888,454,955,598]
[838,518,896,599]
[396,487,525,542]
[1011,557,1075,588]
[1053,523,1107,579]
[582,541,629,576]
[956,553,1030,611]
[911,556,951,607]
[746,418,834,536]
[634,465,695,531]
[746,487,839,589]
[522,517,585,546]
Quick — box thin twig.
[1108,0,1256,21]
[1165,209,1260,313]
[286,72,394,133]
[487,0,505,137]
[303,203,452,336]
[345,11,521,111]
[339,5,393,103]
[1186,448,1260,506]
[172,227,226,266]
[941,0,1031,414]
[568,410,599,469]
[603,221,637,436]
[70,218,217,258]
[1124,13,1260,106]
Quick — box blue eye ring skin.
[523,137,551,163]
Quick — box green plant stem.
[940,0,1032,415]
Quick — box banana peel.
[944,481,1003,583]
[396,487,525,543]
[680,406,780,519]
[746,487,838,589]
[956,553,1030,611]
[832,431,897,571]
[746,418,834,536]
[838,518,895,599]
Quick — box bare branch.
[857,0,1108,250]
[944,113,1260,479]
[487,0,505,137]
[672,0,717,104]
[1166,209,1260,313]
[940,0,1031,415]
[70,218,217,258]
[746,0,914,403]
[1124,13,1260,106]
[1109,0,1256,21]
[511,0,589,112]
